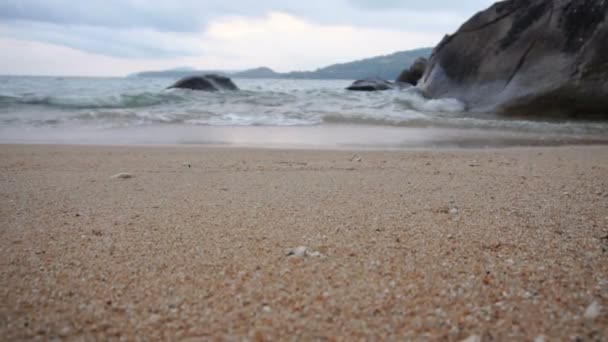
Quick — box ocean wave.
[327,113,606,134]
[1,78,607,136]
[0,95,19,105]
[19,106,602,136]
[391,89,467,113]
[0,91,190,109]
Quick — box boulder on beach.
[168,74,238,91]
[419,0,608,117]
[396,57,428,85]
[346,78,411,91]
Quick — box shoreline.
[1,144,607,339]
[1,124,608,150]
[2,140,608,152]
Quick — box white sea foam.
[0,76,606,138]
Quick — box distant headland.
[131,48,433,80]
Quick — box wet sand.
[1,144,607,340]
[2,124,608,149]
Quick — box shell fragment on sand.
[584,301,601,320]
[286,246,322,258]
[460,335,481,342]
[110,173,134,179]
[350,154,363,162]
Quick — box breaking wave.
[0,92,188,109]
[1,77,607,136]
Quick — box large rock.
[419,0,608,117]
[168,75,238,91]
[396,57,428,85]
[346,78,411,91]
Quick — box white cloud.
[201,12,442,71]
[0,0,495,33]
[0,12,443,76]
[0,38,208,76]
[0,0,210,32]
[348,0,494,12]
[0,20,207,58]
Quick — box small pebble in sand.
[59,326,72,337]
[584,300,601,320]
[460,335,480,342]
[182,162,192,168]
[286,246,322,258]
[111,173,133,179]
[148,314,162,324]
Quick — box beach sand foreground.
[1,144,607,340]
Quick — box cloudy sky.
[0,0,494,76]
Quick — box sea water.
[0,76,606,148]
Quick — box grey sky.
[0,0,496,75]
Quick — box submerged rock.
[168,74,238,91]
[396,57,428,85]
[346,78,411,91]
[419,0,608,118]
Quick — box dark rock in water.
[419,0,608,117]
[396,57,428,85]
[347,79,393,91]
[168,74,238,91]
[346,78,411,91]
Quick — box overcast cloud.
[0,0,495,76]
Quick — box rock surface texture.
[397,57,428,85]
[168,75,238,91]
[419,0,608,117]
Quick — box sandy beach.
[1,144,607,340]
